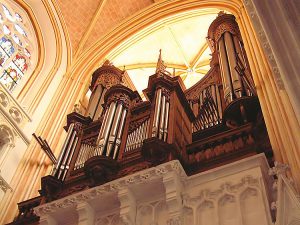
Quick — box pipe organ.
[9,13,273,225]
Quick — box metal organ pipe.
[163,101,170,142]
[57,130,77,179]
[224,32,242,98]
[62,136,78,180]
[152,88,162,137]
[94,88,106,120]
[106,103,123,157]
[98,106,109,142]
[218,35,233,103]
[98,102,117,155]
[52,123,74,176]
[125,119,150,152]
[159,95,166,140]
[112,108,127,159]
[87,85,103,120]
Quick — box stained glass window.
[0,3,32,91]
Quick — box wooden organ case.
[8,12,273,225]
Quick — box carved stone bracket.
[268,161,289,176]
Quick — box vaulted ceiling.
[55,0,220,96]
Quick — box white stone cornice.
[34,160,186,217]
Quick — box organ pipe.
[152,88,162,137]
[93,88,106,120]
[112,109,127,159]
[87,85,104,120]
[98,106,109,140]
[159,95,166,140]
[58,130,77,179]
[99,102,117,155]
[106,103,123,157]
[218,36,233,103]
[163,101,170,142]
[52,123,74,176]
[62,136,78,180]
[224,32,242,98]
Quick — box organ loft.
[9,12,278,225]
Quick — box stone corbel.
[39,215,58,225]
[162,171,184,224]
[269,161,289,177]
[76,202,95,225]
[118,187,136,225]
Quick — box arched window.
[0,2,34,92]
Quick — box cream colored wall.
[0,0,300,224]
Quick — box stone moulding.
[34,154,272,218]
[34,160,186,217]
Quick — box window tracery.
[0,3,32,92]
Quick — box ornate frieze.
[34,160,186,217]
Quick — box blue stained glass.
[0,37,15,56]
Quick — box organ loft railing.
[8,12,273,225]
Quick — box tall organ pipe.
[106,103,123,157]
[62,136,78,180]
[112,109,127,159]
[219,35,233,102]
[152,88,162,137]
[99,102,117,155]
[57,130,77,179]
[159,95,166,140]
[94,88,106,120]
[163,101,170,142]
[224,32,242,98]
[87,85,103,120]
[52,123,74,177]
[98,106,109,140]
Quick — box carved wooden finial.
[103,59,112,66]
[155,49,167,76]
[218,11,226,16]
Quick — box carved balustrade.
[186,123,272,173]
